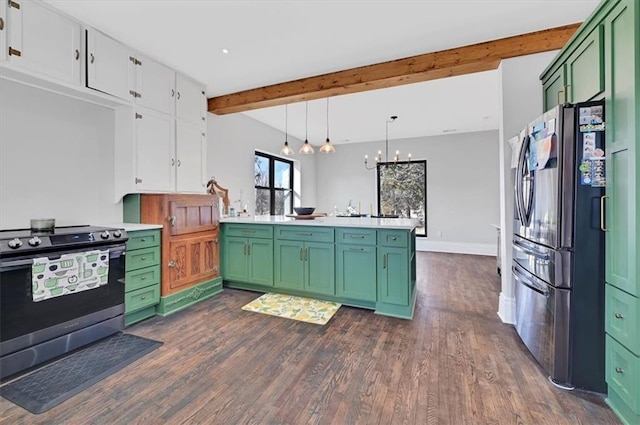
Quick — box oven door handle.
[0,258,35,268]
[1,245,126,268]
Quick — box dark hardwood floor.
[1,252,620,424]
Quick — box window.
[377,160,427,236]
[254,152,294,216]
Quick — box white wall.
[497,50,559,324]
[207,113,316,214]
[0,80,121,229]
[316,130,500,254]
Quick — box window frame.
[254,151,294,216]
[376,160,427,237]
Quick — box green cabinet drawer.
[378,230,408,248]
[125,265,161,293]
[126,246,160,272]
[606,336,640,414]
[275,226,334,243]
[126,229,161,251]
[224,224,273,239]
[336,228,376,245]
[125,285,160,314]
[607,284,639,355]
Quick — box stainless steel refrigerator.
[513,100,606,392]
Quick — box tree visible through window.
[255,152,293,216]
[377,161,427,236]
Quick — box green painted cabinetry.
[222,224,273,286]
[124,229,161,326]
[541,1,639,423]
[378,247,409,306]
[336,244,377,301]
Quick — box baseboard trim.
[498,292,516,325]
[416,239,496,256]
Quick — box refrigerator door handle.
[513,240,550,260]
[515,135,528,224]
[513,265,549,295]
[600,195,609,232]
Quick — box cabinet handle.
[167,215,176,226]
[305,247,309,261]
[557,89,564,106]
[615,367,624,374]
[8,1,20,9]
[141,257,146,261]
[0,17,4,31]
[391,236,397,241]
[300,247,304,261]
[202,117,205,122]
[247,244,251,255]
[135,177,143,184]
[213,238,219,244]
[177,92,181,100]
[171,89,175,97]
[350,235,365,239]
[8,47,21,57]
[135,113,143,119]
[74,49,80,60]
[241,229,256,233]
[140,238,146,242]
[297,232,313,236]
[614,313,624,319]
[90,53,95,64]
[171,158,175,166]
[140,296,146,300]
[168,260,177,268]
[141,276,146,280]
[244,244,247,255]
[383,254,387,269]
[213,266,219,272]
[600,195,609,232]
[349,247,364,251]
[177,159,181,167]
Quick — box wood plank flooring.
[1,252,621,424]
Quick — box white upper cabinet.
[135,54,176,115]
[7,0,81,85]
[87,28,129,99]
[0,2,6,61]
[176,119,207,193]
[176,73,206,124]
[134,106,176,192]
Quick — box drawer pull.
[391,236,397,241]
[141,276,146,280]
[140,238,146,242]
[349,247,364,251]
[383,254,387,269]
[350,235,365,239]
[140,296,146,301]
[297,232,313,236]
[241,229,256,233]
[614,313,624,319]
[615,367,624,374]
[141,257,146,261]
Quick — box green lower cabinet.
[606,335,640,424]
[336,244,376,301]
[306,242,335,296]
[275,240,335,295]
[222,236,273,286]
[378,247,409,306]
[124,229,162,326]
[274,240,305,290]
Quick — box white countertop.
[93,223,163,231]
[221,215,420,230]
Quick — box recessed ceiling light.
[222,48,229,54]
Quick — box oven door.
[0,244,126,356]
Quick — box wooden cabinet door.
[168,194,218,236]
[176,119,206,193]
[305,242,335,296]
[567,25,604,103]
[136,54,175,115]
[378,247,409,306]
[222,236,248,282]
[8,0,81,84]
[87,28,130,99]
[176,73,205,124]
[336,244,376,301]
[135,106,175,192]
[167,233,217,295]
[274,240,304,290]
[543,65,566,111]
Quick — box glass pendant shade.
[299,140,315,154]
[299,101,314,154]
[280,141,294,155]
[319,138,336,153]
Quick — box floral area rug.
[241,293,341,325]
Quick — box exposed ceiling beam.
[208,23,580,115]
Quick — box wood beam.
[208,23,580,115]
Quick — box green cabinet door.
[274,240,304,290]
[306,241,335,296]
[567,25,604,103]
[604,1,638,297]
[543,65,566,111]
[336,244,376,301]
[378,247,409,306]
[223,236,248,282]
[248,238,274,286]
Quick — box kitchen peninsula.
[221,216,418,319]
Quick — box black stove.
[0,225,128,256]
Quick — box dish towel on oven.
[31,249,110,302]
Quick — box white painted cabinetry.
[134,107,176,192]
[7,0,81,85]
[87,28,129,99]
[176,73,207,124]
[176,119,207,193]
[135,54,176,115]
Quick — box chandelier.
[364,115,411,170]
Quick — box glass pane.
[254,155,269,187]
[378,162,426,236]
[254,188,271,216]
[274,160,291,189]
[274,190,292,215]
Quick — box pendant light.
[279,104,294,156]
[319,98,336,154]
[299,101,315,154]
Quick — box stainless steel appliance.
[0,225,128,379]
[513,101,606,392]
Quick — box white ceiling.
[45,0,600,144]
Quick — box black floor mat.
[0,332,162,414]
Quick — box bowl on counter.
[294,207,316,215]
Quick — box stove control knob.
[28,236,42,247]
[8,238,23,249]
[113,230,122,238]
[100,231,110,239]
